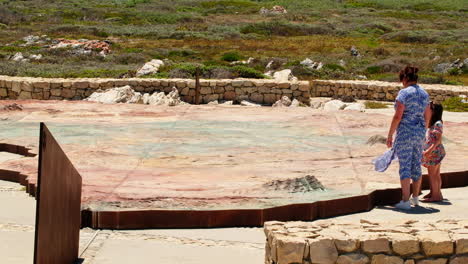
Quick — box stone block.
[18,91,32,99]
[62,81,72,88]
[416,259,447,264]
[202,94,219,104]
[180,87,190,96]
[243,81,253,87]
[89,82,100,89]
[420,232,453,256]
[231,80,244,87]
[371,255,403,264]
[21,81,33,92]
[216,81,228,87]
[43,91,50,100]
[32,92,43,99]
[309,239,338,264]
[200,80,210,87]
[453,234,468,254]
[337,253,369,264]
[61,89,76,99]
[224,91,236,101]
[215,87,225,94]
[11,81,21,93]
[362,238,391,254]
[200,87,212,95]
[449,256,468,264]
[72,81,89,89]
[278,82,290,89]
[249,93,264,103]
[405,260,415,264]
[264,94,277,105]
[335,238,359,253]
[225,85,234,91]
[176,81,187,88]
[33,81,50,90]
[391,235,420,256]
[0,88,7,97]
[276,236,306,264]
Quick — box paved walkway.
[1,177,467,264]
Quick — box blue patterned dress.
[393,85,429,181]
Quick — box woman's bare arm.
[424,104,431,128]
[387,101,405,148]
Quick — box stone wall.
[264,220,468,264]
[0,75,466,105]
[0,76,311,105]
[311,80,468,103]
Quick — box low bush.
[442,97,468,112]
[231,65,264,78]
[364,101,389,109]
[221,51,242,62]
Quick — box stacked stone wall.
[264,220,468,264]
[0,76,310,105]
[311,80,468,103]
[0,75,466,105]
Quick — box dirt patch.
[263,175,325,193]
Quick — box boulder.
[142,93,150,104]
[136,59,165,77]
[350,46,360,57]
[344,103,365,112]
[290,99,300,107]
[148,87,186,106]
[240,100,261,107]
[273,69,297,82]
[300,58,323,70]
[273,96,292,107]
[85,86,135,104]
[310,97,331,109]
[323,100,346,111]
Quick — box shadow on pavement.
[376,205,440,214]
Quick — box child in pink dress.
[422,103,445,202]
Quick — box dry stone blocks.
[265,220,467,264]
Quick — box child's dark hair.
[399,66,419,82]
[429,102,443,127]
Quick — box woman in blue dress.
[386,66,431,210]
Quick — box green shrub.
[366,66,382,74]
[442,97,468,112]
[324,63,345,72]
[231,65,264,78]
[221,51,242,62]
[364,101,389,109]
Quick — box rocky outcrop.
[136,59,165,77]
[85,86,140,104]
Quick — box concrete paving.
[1,176,467,264]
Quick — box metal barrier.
[34,123,82,264]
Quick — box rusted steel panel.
[263,203,318,223]
[34,123,82,264]
[317,194,372,218]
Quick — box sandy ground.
[1,178,467,264]
[1,100,467,211]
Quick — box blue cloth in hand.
[372,148,398,172]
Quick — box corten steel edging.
[80,170,468,229]
[34,123,82,264]
[0,143,37,157]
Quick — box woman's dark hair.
[429,102,443,127]
[399,66,419,82]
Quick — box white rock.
[240,100,261,107]
[266,61,274,69]
[300,58,323,70]
[323,100,346,111]
[148,87,186,106]
[273,69,295,82]
[127,92,143,104]
[221,101,233,105]
[86,85,135,104]
[309,97,331,109]
[11,52,25,62]
[30,54,42,60]
[208,100,219,105]
[290,99,300,107]
[136,59,165,77]
[273,96,292,107]
[142,93,150,104]
[344,103,365,112]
